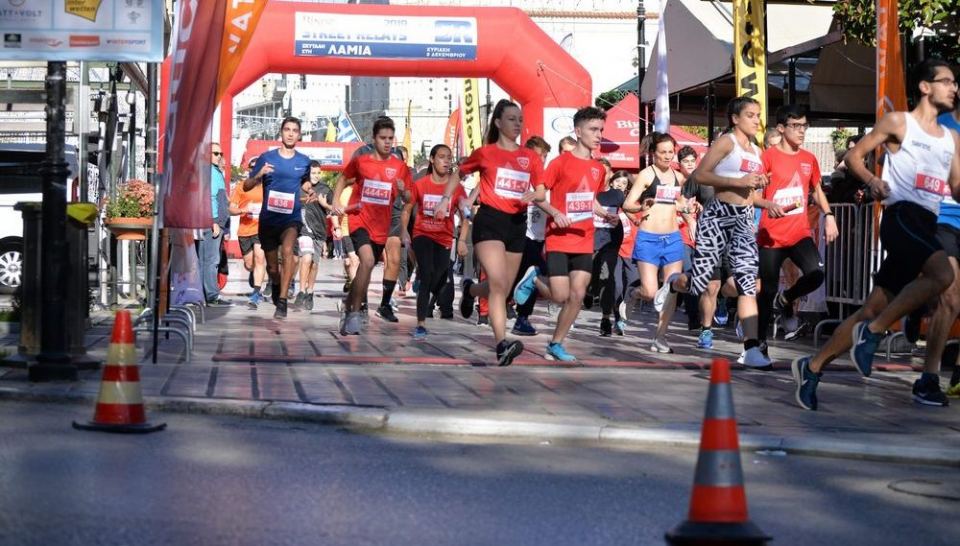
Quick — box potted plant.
[104,179,154,240]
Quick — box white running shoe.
[738,347,772,369]
[654,273,681,313]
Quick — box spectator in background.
[829,134,875,203]
[200,142,232,306]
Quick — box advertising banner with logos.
[294,12,477,61]
[0,0,163,61]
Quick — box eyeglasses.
[930,77,959,89]
[212,151,223,156]
[784,123,810,131]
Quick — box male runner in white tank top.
[793,59,960,410]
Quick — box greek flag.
[337,111,361,143]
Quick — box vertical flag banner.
[161,0,227,228]
[462,78,483,155]
[216,0,268,102]
[876,0,907,126]
[403,99,414,167]
[444,108,461,151]
[337,111,362,143]
[325,119,337,142]
[733,0,768,137]
[654,11,670,133]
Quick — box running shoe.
[247,291,261,310]
[390,298,399,311]
[496,340,524,367]
[376,305,399,323]
[506,304,517,320]
[614,320,627,336]
[207,297,233,307]
[714,303,729,326]
[477,314,489,326]
[341,311,363,335]
[512,316,537,336]
[650,338,673,354]
[412,325,428,341]
[791,356,820,411]
[912,374,949,406]
[600,317,612,337]
[263,283,272,298]
[618,301,627,321]
[273,298,288,319]
[291,292,305,311]
[783,318,807,341]
[697,329,714,349]
[583,294,595,310]
[739,347,772,370]
[304,293,314,312]
[850,320,880,377]
[545,342,576,362]
[270,283,280,307]
[654,273,680,313]
[759,341,770,360]
[773,290,794,319]
[460,278,476,318]
[946,383,960,398]
[513,266,539,306]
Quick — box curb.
[2,388,957,467]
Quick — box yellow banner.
[403,100,414,167]
[215,0,268,102]
[462,78,483,155]
[733,0,767,138]
[65,0,102,23]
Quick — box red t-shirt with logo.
[758,146,822,248]
[343,154,413,244]
[619,211,638,258]
[410,176,467,248]
[459,144,544,215]
[543,152,606,254]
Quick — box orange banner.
[215,0,268,101]
[876,0,907,118]
[443,108,460,151]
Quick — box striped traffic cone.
[665,358,769,545]
[73,310,166,434]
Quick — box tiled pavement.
[1,259,958,458]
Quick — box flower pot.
[105,217,153,241]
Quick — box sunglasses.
[212,151,223,156]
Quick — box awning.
[640,0,835,101]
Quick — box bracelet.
[825,212,835,216]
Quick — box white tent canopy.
[640,0,835,101]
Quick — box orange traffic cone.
[73,310,166,434]
[665,358,769,545]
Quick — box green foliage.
[830,127,855,152]
[595,89,627,110]
[681,125,709,140]
[104,179,154,218]
[833,0,960,62]
[230,164,246,183]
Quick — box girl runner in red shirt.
[434,99,545,366]
[400,144,469,340]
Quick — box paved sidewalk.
[1,259,958,465]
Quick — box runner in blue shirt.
[244,116,312,318]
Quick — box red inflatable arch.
[220,2,592,165]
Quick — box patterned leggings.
[689,200,758,296]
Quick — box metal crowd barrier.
[814,203,883,348]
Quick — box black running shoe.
[273,298,288,319]
[477,314,489,326]
[376,305,399,323]
[912,375,949,406]
[506,304,517,320]
[304,293,314,311]
[600,317,612,337]
[271,283,280,307]
[460,278,476,318]
[290,292,305,311]
[496,340,524,367]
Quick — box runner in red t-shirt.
[434,99,545,366]
[332,116,413,335]
[400,144,469,340]
[510,106,616,362]
[754,105,838,357]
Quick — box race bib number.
[566,192,594,224]
[916,173,948,196]
[421,193,444,217]
[655,185,680,204]
[360,179,392,206]
[772,186,805,216]
[266,191,295,214]
[494,168,531,200]
[594,205,618,228]
[740,158,763,174]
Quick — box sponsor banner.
[0,0,163,61]
[295,12,477,60]
[461,78,483,155]
[161,0,227,228]
[216,0,268,101]
[542,107,577,162]
[300,146,345,167]
[733,0,767,137]
[443,108,460,151]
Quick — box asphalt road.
[0,400,956,546]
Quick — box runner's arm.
[846,112,905,199]
[622,169,653,213]
[948,130,960,202]
[330,174,353,216]
[399,200,414,246]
